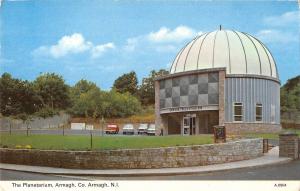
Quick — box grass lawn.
[0,133,213,150]
[242,129,300,139]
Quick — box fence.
[0,113,70,130]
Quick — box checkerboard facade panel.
[159,72,219,109]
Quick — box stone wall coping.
[0,138,262,153]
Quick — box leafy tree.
[113,71,138,96]
[70,86,102,118]
[70,88,141,118]
[101,90,141,118]
[139,69,169,105]
[34,107,59,118]
[280,75,300,112]
[70,79,98,101]
[69,79,102,117]
[33,73,70,109]
[0,73,40,116]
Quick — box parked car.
[137,123,148,135]
[147,124,156,136]
[105,124,119,134]
[122,124,134,135]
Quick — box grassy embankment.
[0,133,213,150]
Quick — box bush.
[25,145,32,149]
[102,90,142,118]
[69,87,142,118]
[69,87,102,117]
[34,107,59,118]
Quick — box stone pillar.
[155,80,163,136]
[218,70,225,126]
[161,115,168,135]
[279,133,299,159]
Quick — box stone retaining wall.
[279,133,299,159]
[0,139,263,169]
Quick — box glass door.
[182,114,196,136]
[182,116,190,136]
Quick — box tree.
[101,90,141,118]
[113,71,138,96]
[69,79,99,107]
[70,79,98,100]
[0,73,40,116]
[280,75,300,112]
[68,79,102,117]
[70,87,103,118]
[33,73,70,109]
[138,69,169,105]
[70,87,141,118]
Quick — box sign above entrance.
[160,105,218,114]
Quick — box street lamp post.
[26,122,30,137]
[90,130,93,150]
[101,116,105,136]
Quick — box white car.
[137,123,148,135]
[122,124,134,135]
[147,124,156,136]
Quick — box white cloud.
[264,11,300,26]
[148,26,201,43]
[256,29,298,44]
[33,33,115,59]
[91,42,115,58]
[123,26,203,53]
[49,33,91,58]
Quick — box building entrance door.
[182,114,196,136]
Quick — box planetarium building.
[155,29,281,135]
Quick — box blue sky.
[1,0,299,89]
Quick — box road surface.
[1,160,299,180]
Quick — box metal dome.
[170,29,278,79]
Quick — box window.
[256,103,262,122]
[234,102,243,121]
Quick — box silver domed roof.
[170,30,278,79]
